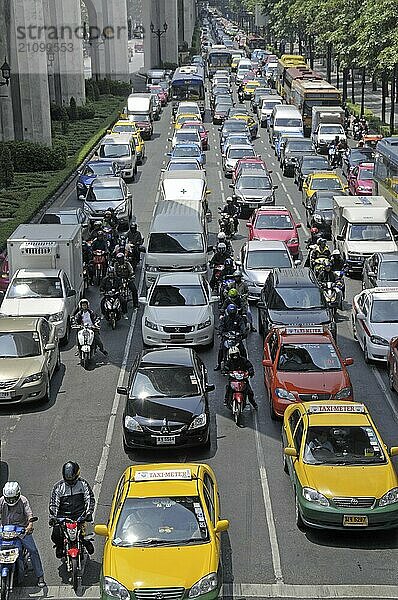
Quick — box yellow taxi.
[282,401,398,531]
[110,120,146,164]
[229,112,258,139]
[95,464,229,600]
[243,80,261,100]
[174,114,202,130]
[301,171,346,207]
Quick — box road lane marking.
[253,413,283,583]
[281,183,287,192]
[275,172,282,182]
[286,193,294,206]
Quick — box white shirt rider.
[81,310,94,327]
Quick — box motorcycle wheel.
[71,557,80,592]
[232,399,242,427]
[1,574,9,600]
[81,353,89,370]
[93,269,100,287]
[111,316,116,330]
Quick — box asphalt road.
[5,81,398,600]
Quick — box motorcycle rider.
[103,208,119,231]
[310,237,331,267]
[100,266,127,319]
[73,298,108,356]
[232,270,256,332]
[127,222,144,247]
[220,287,246,314]
[49,462,95,559]
[114,253,139,309]
[0,482,45,587]
[215,303,247,371]
[209,242,230,290]
[223,346,258,409]
[316,260,337,285]
[330,248,346,272]
[82,241,94,285]
[221,196,240,233]
[91,229,108,253]
[217,231,233,256]
[328,136,340,167]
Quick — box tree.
[0,145,14,189]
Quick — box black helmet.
[62,462,80,486]
[131,223,137,230]
[318,238,327,249]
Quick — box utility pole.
[150,22,168,68]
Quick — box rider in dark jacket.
[215,304,247,371]
[223,347,257,409]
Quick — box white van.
[98,134,137,182]
[236,59,252,83]
[269,105,304,147]
[259,95,283,128]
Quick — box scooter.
[102,290,122,330]
[321,281,340,318]
[0,517,38,600]
[73,323,100,369]
[226,370,250,427]
[218,209,235,239]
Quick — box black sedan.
[294,154,330,190]
[342,147,375,179]
[213,103,231,125]
[305,190,334,237]
[119,347,214,451]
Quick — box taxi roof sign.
[285,326,325,335]
[308,404,366,414]
[134,469,192,482]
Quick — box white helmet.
[217,231,226,241]
[332,249,340,256]
[3,482,21,506]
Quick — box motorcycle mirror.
[343,357,354,366]
[272,185,278,190]
[295,223,301,228]
[45,343,56,352]
[294,260,301,266]
[79,195,85,201]
[117,386,128,395]
[138,296,147,303]
[30,516,39,522]
[206,383,215,392]
[210,296,219,303]
[262,358,272,367]
[246,222,251,227]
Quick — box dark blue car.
[76,160,120,198]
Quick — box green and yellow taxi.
[95,464,229,600]
[282,401,398,530]
[174,114,202,130]
[110,120,146,165]
[230,112,258,140]
[243,80,261,100]
[301,171,346,208]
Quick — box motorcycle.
[52,517,89,592]
[92,250,107,286]
[0,517,38,600]
[321,281,341,318]
[218,208,235,239]
[73,323,99,369]
[312,256,332,280]
[211,264,225,295]
[82,262,90,291]
[219,330,247,370]
[102,290,122,330]
[226,370,250,427]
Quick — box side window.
[293,419,304,452]
[269,332,279,362]
[203,486,215,525]
[362,297,370,316]
[110,475,126,527]
[40,321,50,346]
[288,409,301,435]
[63,273,72,294]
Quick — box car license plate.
[343,515,368,527]
[0,392,12,399]
[170,334,185,340]
[155,436,176,445]
[249,203,258,208]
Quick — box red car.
[181,121,209,150]
[246,206,301,257]
[262,326,354,419]
[348,162,374,195]
[148,85,167,106]
[232,157,268,184]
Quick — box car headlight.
[77,182,85,189]
[115,204,126,214]
[334,386,352,400]
[48,312,64,323]
[198,318,211,330]
[189,573,218,598]
[145,265,157,272]
[370,335,389,346]
[22,372,43,385]
[124,415,143,432]
[275,388,295,401]
[379,488,398,507]
[193,264,207,273]
[189,413,207,430]
[313,214,322,223]
[104,577,130,600]
[302,487,329,506]
[144,317,158,331]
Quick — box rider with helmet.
[209,242,230,290]
[91,230,108,253]
[223,346,257,409]
[221,197,240,232]
[73,299,108,355]
[103,208,119,231]
[215,303,247,371]
[232,271,256,332]
[49,462,95,559]
[114,253,139,309]
[330,248,346,272]
[82,241,94,285]
[217,231,233,256]
[220,288,245,314]
[99,266,127,319]
[310,237,331,267]
[0,482,45,587]
[127,222,144,247]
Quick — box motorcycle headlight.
[275,387,295,401]
[193,264,207,273]
[104,577,130,600]
[198,318,211,330]
[189,413,207,430]
[49,311,64,323]
[313,214,322,223]
[379,488,398,507]
[334,386,352,400]
[189,573,218,598]
[22,372,43,385]
[370,335,389,346]
[144,317,158,331]
[302,487,329,507]
[124,415,143,432]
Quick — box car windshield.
[255,214,293,229]
[275,118,302,128]
[168,162,200,171]
[87,186,123,202]
[223,123,247,134]
[269,287,324,310]
[0,332,41,358]
[358,167,374,179]
[86,163,115,175]
[113,496,209,547]
[131,365,200,398]
[215,105,230,112]
[277,343,341,372]
[351,150,374,165]
[303,426,386,465]
[319,125,344,134]
[112,125,135,134]
[225,136,250,146]
[148,233,204,253]
[150,285,206,306]
[303,157,329,170]
[7,277,63,299]
[287,141,314,152]
[348,224,392,242]
[380,261,398,280]
[99,144,129,158]
[131,114,150,122]
[315,197,333,210]
[371,299,398,323]
[44,214,79,225]
[175,132,199,142]
[312,178,342,190]
[229,148,255,159]
[237,176,271,190]
[247,250,291,269]
[173,146,200,157]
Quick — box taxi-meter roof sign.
[135,468,192,482]
[309,404,365,414]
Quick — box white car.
[176,101,201,119]
[352,287,398,362]
[222,144,256,177]
[141,273,216,347]
[170,129,202,149]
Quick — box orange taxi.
[262,326,354,420]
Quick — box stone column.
[183,0,194,48]
[101,0,129,81]
[163,0,178,67]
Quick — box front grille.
[0,380,18,390]
[333,497,375,509]
[298,393,331,401]
[146,424,187,434]
[134,588,185,600]
[163,326,193,333]
[158,266,195,272]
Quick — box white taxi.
[352,287,398,362]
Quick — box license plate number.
[343,515,368,527]
[155,436,176,445]
[170,334,185,340]
[249,203,258,208]
[0,392,12,399]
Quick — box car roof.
[255,206,291,215]
[153,273,203,286]
[301,401,371,427]
[0,316,41,332]
[91,177,122,187]
[123,463,201,498]
[365,287,398,300]
[140,347,195,367]
[310,171,339,179]
[238,168,269,177]
[277,326,334,344]
[246,240,288,251]
[273,267,316,286]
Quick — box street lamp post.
[0,58,11,142]
[150,22,168,68]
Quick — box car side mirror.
[79,195,85,201]
[296,223,301,228]
[207,244,214,252]
[139,296,147,303]
[272,185,278,190]
[210,296,219,303]
[117,386,128,395]
[206,190,212,195]
[336,234,344,241]
[206,384,215,392]
[246,222,251,228]
[390,447,398,457]
[166,152,171,156]
[343,357,354,366]
[356,312,365,321]
[94,524,109,537]
[262,358,272,367]
[367,271,376,277]
[45,343,56,352]
[214,519,229,534]
[229,184,234,189]
[284,447,297,458]
[67,289,76,297]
